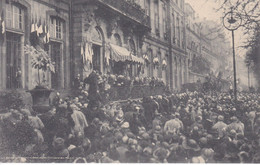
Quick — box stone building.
[0,0,71,90]
[0,0,189,92]
[141,0,188,90]
[185,3,204,83]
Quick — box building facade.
[0,0,71,90]
[0,0,190,92]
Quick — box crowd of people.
[1,73,260,163]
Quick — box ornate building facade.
[0,0,189,91]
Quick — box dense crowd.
[1,73,260,163]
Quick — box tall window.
[154,0,159,34]
[6,33,22,89]
[162,3,167,35]
[6,3,24,30]
[50,17,63,39]
[145,0,151,16]
[176,16,180,46]
[172,12,175,42]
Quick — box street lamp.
[223,8,242,101]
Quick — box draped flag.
[81,42,85,64]
[1,10,5,35]
[31,14,35,33]
[42,20,46,43]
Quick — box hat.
[73,158,87,163]
[143,147,153,155]
[20,109,31,116]
[122,135,129,143]
[141,133,150,140]
[202,148,214,158]
[153,147,170,160]
[121,122,129,129]
[231,116,238,122]
[162,142,170,149]
[53,137,65,150]
[229,129,237,136]
[191,156,205,163]
[196,116,202,122]
[126,132,135,138]
[182,139,201,152]
[199,137,208,146]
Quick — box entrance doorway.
[92,44,101,73]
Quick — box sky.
[185,0,247,58]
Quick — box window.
[50,17,63,39]
[6,3,24,30]
[114,34,122,46]
[6,32,22,89]
[176,16,180,46]
[162,3,167,34]
[172,12,175,42]
[154,0,159,33]
[145,0,150,16]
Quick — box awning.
[110,44,144,64]
[110,44,132,62]
[131,54,145,64]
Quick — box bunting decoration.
[81,41,93,68]
[31,14,35,33]
[105,45,111,66]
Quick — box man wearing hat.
[212,115,227,138]
[226,116,244,136]
[164,114,183,140]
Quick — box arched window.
[113,33,122,46]
[92,27,103,44]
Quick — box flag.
[42,20,46,43]
[1,11,5,34]
[84,42,89,62]
[81,43,85,64]
[45,23,50,44]
[31,14,35,33]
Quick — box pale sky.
[185,0,247,58]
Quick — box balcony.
[95,0,150,28]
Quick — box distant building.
[184,2,232,83]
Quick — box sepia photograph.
[0,0,260,163]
